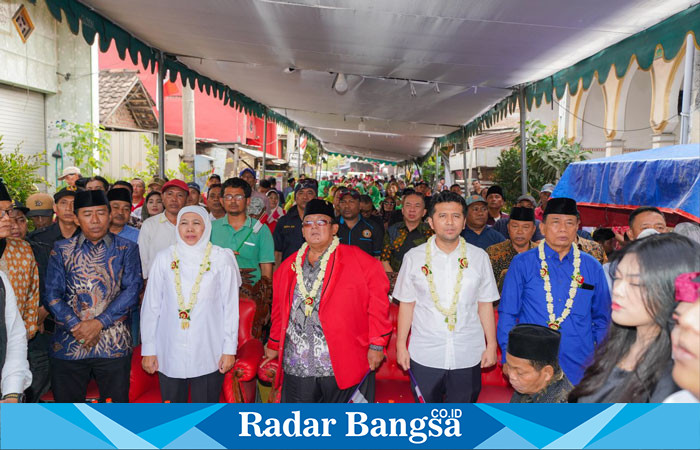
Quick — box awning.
[37,0,700,161]
[552,144,700,226]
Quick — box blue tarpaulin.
[552,144,700,226]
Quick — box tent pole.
[297,135,302,176]
[462,140,468,195]
[434,144,440,188]
[157,51,166,179]
[262,115,268,181]
[519,87,528,195]
[680,34,695,145]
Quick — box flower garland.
[292,236,340,316]
[422,236,468,331]
[172,242,213,330]
[538,241,583,330]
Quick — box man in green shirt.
[211,177,274,285]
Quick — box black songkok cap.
[107,188,132,204]
[0,178,11,202]
[509,206,535,222]
[486,185,504,198]
[303,199,335,221]
[508,324,561,362]
[543,197,578,217]
[74,190,109,213]
[54,187,81,202]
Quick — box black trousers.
[25,333,51,402]
[282,372,375,403]
[410,359,481,403]
[158,371,224,403]
[50,355,131,403]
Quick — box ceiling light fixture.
[332,72,348,94]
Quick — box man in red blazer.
[264,199,392,402]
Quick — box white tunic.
[140,245,242,379]
[1,271,32,395]
[392,239,499,370]
[138,212,177,277]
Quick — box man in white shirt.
[138,180,188,278]
[393,191,500,403]
[0,271,32,402]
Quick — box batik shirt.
[0,238,40,338]
[283,248,334,378]
[46,233,143,360]
[486,240,536,292]
[381,221,434,272]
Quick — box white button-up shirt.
[140,245,241,379]
[392,239,499,370]
[1,271,32,395]
[138,212,177,277]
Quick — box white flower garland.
[422,236,468,331]
[293,236,340,316]
[538,241,583,330]
[172,242,213,330]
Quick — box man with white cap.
[58,167,81,189]
[534,183,555,221]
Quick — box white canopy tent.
[72,0,698,162]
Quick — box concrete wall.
[0,0,96,186]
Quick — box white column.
[651,133,676,149]
[605,139,625,157]
[182,84,196,179]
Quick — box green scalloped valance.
[325,151,398,166]
[33,0,323,149]
[434,4,700,150]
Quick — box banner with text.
[1,403,698,449]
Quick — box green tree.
[0,136,50,202]
[495,120,590,204]
[59,121,111,176]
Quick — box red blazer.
[268,243,392,390]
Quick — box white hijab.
[175,205,212,270]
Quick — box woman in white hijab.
[140,205,241,402]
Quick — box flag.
[408,369,426,403]
[348,370,372,403]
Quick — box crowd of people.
[0,165,699,406]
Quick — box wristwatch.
[369,344,385,352]
[2,393,26,402]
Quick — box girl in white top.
[140,205,241,402]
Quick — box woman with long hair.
[140,206,241,402]
[569,233,700,402]
[140,191,164,222]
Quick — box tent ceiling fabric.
[80,0,698,161]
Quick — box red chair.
[375,302,413,403]
[42,298,263,403]
[259,302,514,403]
[130,297,262,403]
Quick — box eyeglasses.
[222,194,246,202]
[302,219,331,228]
[0,208,13,219]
